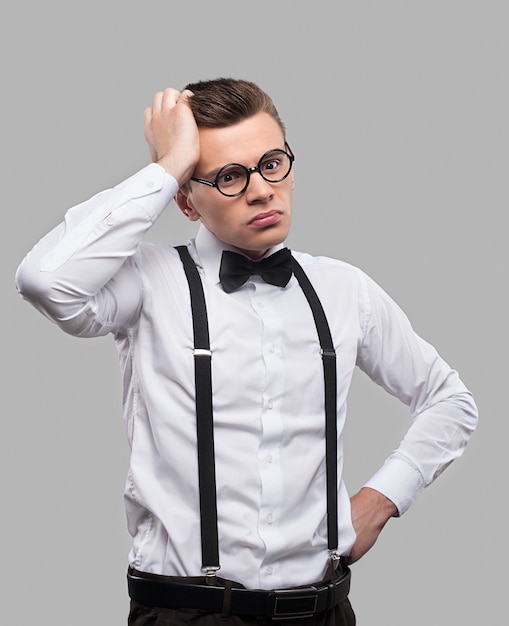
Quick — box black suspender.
[291,258,339,558]
[176,246,220,574]
[175,246,339,575]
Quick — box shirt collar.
[190,224,286,286]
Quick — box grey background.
[2,1,506,624]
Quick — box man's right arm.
[15,88,200,337]
[15,164,179,337]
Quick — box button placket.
[251,287,285,580]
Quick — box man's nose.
[244,168,274,199]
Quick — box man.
[15,78,478,625]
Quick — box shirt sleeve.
[15,163,179,337]
[355,271,478,515]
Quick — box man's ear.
[175,187,200,222]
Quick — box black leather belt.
[127,565,351,620]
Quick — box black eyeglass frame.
[190,142,295,197]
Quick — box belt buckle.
[269,586,319,620]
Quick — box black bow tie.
[219,247,293,293]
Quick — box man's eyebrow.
[200,147,287,180]
[200,165,226,180]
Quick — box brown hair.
[184,77,285,136]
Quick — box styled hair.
[184,77,286,136]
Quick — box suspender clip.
[329,550,341,571]
[194,349,212,357]
[203,566,220,585]
[320,348,336,358]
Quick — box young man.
[15,78,478,625]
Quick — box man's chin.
[219,221,291,259]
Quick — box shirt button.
[145,180,155,188]
[266,514,274,524]
[267,399,273,409]
[105,214,114,226]
[267,567,274,575]
[268,344,275,353]
[266,455,273,464]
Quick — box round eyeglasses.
[190,143,295,197]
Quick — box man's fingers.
[143,86,199,179]
[143,107,158,162]
[177,89,194,105]
[151,90,164,113]
[161,87,182,110]
[150,87,192,116]
[143,107,154,141]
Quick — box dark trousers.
[128,597,356,626]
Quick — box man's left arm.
[349,271,478,561]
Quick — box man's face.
[177,112,294,259]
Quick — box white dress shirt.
[15,163,478,590]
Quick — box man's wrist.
[360,487,398,522]
[156,157,190,187]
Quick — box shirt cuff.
[363,453,426,516]
[114,163,179,223]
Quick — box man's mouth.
[248,210,282,228]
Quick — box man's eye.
[261,158,281,173]
[218,168,244,186]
